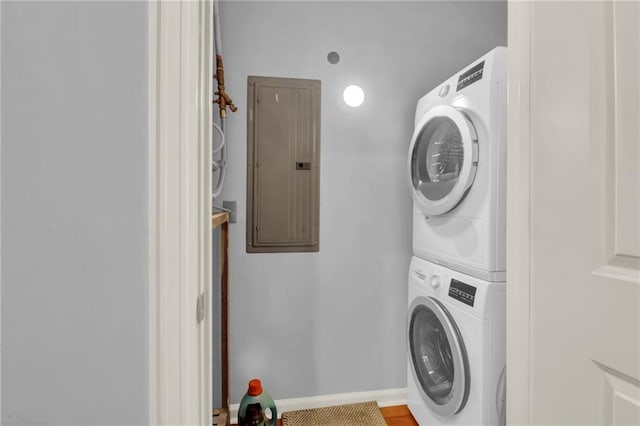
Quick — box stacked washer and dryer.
[406,47,507,426]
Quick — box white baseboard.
[229,387,407,424]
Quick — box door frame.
[145,1,535,424]
[148,1,213,424]
[505,1,532,424]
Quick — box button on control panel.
[430,275,441,288]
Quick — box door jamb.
[506,1,532,424]
[148,1,213,424]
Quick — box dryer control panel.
[456,61,485,92]
[449,279,477,307]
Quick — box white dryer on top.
[408,47,507,282]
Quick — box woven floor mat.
[281,401,387,426]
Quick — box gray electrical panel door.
[247,76,321,253]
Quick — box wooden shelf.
[212,212,229,229]
[212,408,229,426]
[213,212,230,426]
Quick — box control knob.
[430,275,441,289]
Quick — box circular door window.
[408,105,478,216]
[408,296,470,416]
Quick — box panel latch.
[296,162,311,170]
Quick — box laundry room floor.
[231,404,418,425]
[380,405,419,425]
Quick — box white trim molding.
[229,388,407,424]
[0,3,3,422]
[506,1,532,425]
[148,1,212,424]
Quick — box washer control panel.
[448,279,477,307]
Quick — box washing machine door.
[408,105,478,216]
[408,296,470,416]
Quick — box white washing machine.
[407,256,506,426]
[408,47,507,282]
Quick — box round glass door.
[409,296,469,416]
[408,105,478,216]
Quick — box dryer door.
[408,296,470,416]
[408,105,478,216]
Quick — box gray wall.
[1,2,148,425]
[217,1,507,403]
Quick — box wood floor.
[380,405,419,425]
[230,404,418,426]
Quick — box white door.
[507,1,640,425]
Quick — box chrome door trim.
[408,296,470,416]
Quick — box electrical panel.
[246,76,321,253]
